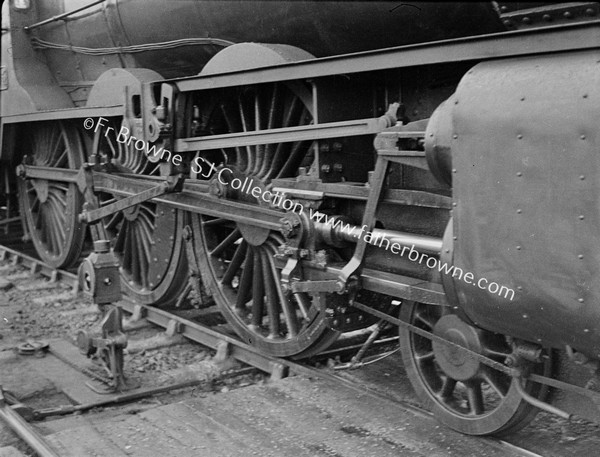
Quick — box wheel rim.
[18,122,85,268]
[399,301,550,436]
[96,121,188,306]
[192,82,338,357]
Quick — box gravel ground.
[2,257,600,457]
[0,260,265,455]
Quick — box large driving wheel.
[191,46,338,357]
[94,121,188,306]
[18,122,85,268]
[399,301,551,436]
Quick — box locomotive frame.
[2,0,600,437]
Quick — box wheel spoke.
[415,310,436,330]
[238,95,254,173]
[415,350,435,365]
[220,104,247,170]
[467,383,485,415]
[202,218,227,227]
[439,377,457,399]
[253,92,265,176]
[277,140,312,179]
[210,228,241,257]
[250,250,265,328]
[122,224,133,272]
[257,248,279,338]
[130,226,141,285]
[293,292,310,320]
[482,367,510,398]
[221,241,248,286]
[113,218,127,253]
[235,247,254,311]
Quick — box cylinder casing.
[440,50,600,358]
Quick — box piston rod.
[315,220,443,254]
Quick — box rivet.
[453,236,458,240]
[452,202,457,207]
[578,298,585,303]
[454,100,459,105]
[517,134,523,139]
[452,168,457,173]
[520,97,526,101]
[563,11,572,19]
[522,314,528,319]
[517,286,523,291]
[583,94,588,98]
[453,134,458,139]
[503,19,512,27]
[516,172,523,177]
[153,257,158,262]
[542,13,552,21]
[584,328,590,333]
[579,215,585,220]
[537,338,542,342]
[516,245,522,250]
[516,209,522,214]
[522,16,531,24]
[585,8,596,16]
[578,254,584,259]
[453,306,459,310]
[445,249,450,253]
[429,133,434,137]
[149,282,154,287]
[580,175,586,180]
[580,135,586,140]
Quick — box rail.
[0,242,549,457]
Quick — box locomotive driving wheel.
[191,44,338,357]
[399,301,551,436]
[94,121,188,306]
[18,122,85,268]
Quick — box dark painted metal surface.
[172,20,600,92]
[446,50,600,358]
[30,1,504,81]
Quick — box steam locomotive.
[2,0,600,436]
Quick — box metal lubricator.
[77,240,137,393]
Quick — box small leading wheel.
[399,301,551,436]
[94,121,188,307]
[18,122,85,268]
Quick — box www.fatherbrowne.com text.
[83,116,515,301]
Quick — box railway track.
[0,241,596,457]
